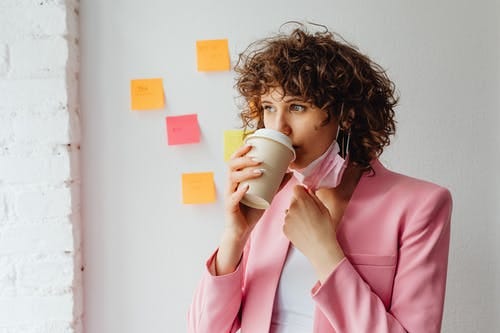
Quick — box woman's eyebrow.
[282,97,307,103]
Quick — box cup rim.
[244,128,296,160]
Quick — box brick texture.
[0,0,81,331]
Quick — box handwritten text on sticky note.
[130,78,165,110]
[196,39,231,72]
[182,172,216,204]
[166,114,200,145]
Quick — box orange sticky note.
[166,114,200,145]
[223,129,245,161]
[130,78,165,110]
[182,172,216,204]
[196,39,231,72]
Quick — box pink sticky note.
[166,114,201,145]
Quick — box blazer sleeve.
[311,186,452,333]
[187,241,250,333]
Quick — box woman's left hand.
[283,185,345,283]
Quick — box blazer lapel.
[240,178,297,332]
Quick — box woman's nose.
[272,112,291,136]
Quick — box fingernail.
[251,157,263,163]
[253,168,265,175]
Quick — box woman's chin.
[289,160,306,170]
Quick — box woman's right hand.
[215,144,265,275]
[224,144,266,242]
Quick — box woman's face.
[261,87,338,169]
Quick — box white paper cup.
[239,129,295,209]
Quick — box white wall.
[80,1,500,332]
[0,0,82,332]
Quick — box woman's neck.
[336,164,364,202]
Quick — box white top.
[270,245,316,333]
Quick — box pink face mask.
[290,140,347,191]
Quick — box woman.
[188,23,452,333]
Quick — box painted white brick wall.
[0,0,82,332]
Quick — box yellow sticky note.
[182,172,216,204]
[224,129,245,161]
[196,39,231,72]
[130,78,165,110]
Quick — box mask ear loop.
[335,103,344,142]
[336,103,351,159]
[336,103,346,157]
[345,129,351,159]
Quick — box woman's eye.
[262,105,276,112]
[290,104,306,112]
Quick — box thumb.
[315,187,336,217]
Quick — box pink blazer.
[188,160,452,332]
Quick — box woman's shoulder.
[367,159,452,203]
[364,160,452,232]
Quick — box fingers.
[307,188,331,216]
[315,188,336,217]
[228,155,260,173]
[228,144,258,170]
[286,185,310,216]
[226,183,249,213]
[288,185,329,216]
[230,144,253,159]
[315,188,335,202]
[227,167,264,196]
[227,145,261,173]
[226,144,263,194]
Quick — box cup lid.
[244,128,296,160]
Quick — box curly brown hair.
[234,23,398,169]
